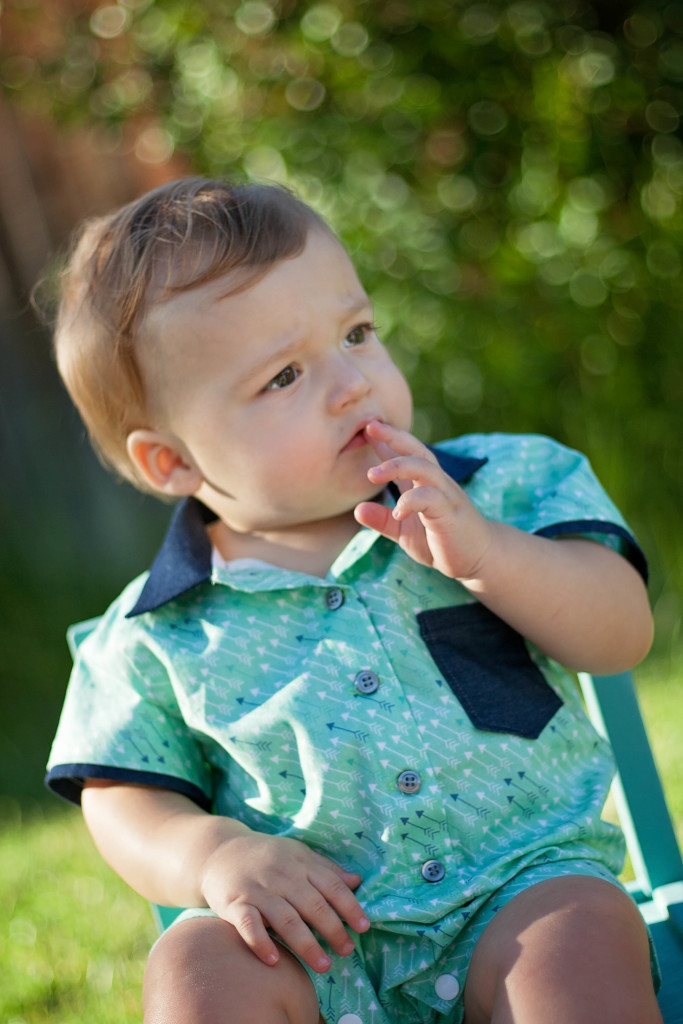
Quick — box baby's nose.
[328,357,372,411]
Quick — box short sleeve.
[45,578,213,809]
[442,433,647,582]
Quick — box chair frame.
[579,671,683,1023]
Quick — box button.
[354,670,379,695]
[421,859,446,883]
[325,588,344,610]
[397,769,421,794]
[434,973,460,1001]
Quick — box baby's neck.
[208,511,362,578]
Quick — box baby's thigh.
[144,915,321,1024]
[463,874,657,1024]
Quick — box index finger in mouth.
[364,421,432,459]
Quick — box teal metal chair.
[153,670,683,1020]
[578,671,683,1023]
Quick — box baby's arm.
[81,780,369,971]
[355,421,653,674]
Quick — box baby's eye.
[344,323,376,347]
[264,365,300,391]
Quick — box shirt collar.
[126,445,487,617]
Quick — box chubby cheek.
[242,429,314,495]
[390,368,414,432]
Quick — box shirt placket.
[312,575,453,894]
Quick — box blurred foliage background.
[1,2,682,1019]
[1,0,681,793]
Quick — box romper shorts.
[160,857,660,1024]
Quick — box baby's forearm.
[81,780,250,908]
[460,524,653,673]
[81,779,369,972]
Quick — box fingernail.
[265,951,279,965]
[358,915,370,930]
[316,955,332,971]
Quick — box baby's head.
[52,176,412,539]
[53,177,325,492]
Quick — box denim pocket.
[417,604,562,739]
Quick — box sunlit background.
[1,2,681,1019]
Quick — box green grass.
[0,803,154,1023]
[1,658,681,1023]
[629,655,683,849]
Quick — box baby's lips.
[362,417,387,442]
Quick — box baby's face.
[144,227,413,534]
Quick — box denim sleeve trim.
[44,764,212,811]
[533,520,648,584]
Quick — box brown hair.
[50,176,326,491]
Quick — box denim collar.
[126,446,488,617]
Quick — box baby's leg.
[143,916,322,1024]
[463,875,662,1024]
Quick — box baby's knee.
[143,917,319,1024]
[478,874,649,968]
[143,918,229,1024]
[521,874,649,949]
[465,875,657,1023]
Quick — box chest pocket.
[417,604,562,739]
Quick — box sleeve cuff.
[534,520,648,584]
[44,763,212,812]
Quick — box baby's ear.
[126,429,203,496]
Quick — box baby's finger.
[325,863,364,891]
[367,454,444,490]
[363,431,397,464]
[312,868,370,935]
[364,420,434,460]
[354,500,402,542]
[292,889,359,959]
[392,484,453,523]
[263,896,334,973]
[222,900,281,966]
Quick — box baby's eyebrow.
[234,294,374,389]
[340,292,373,314]
[233,338,301,390]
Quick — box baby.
[46,177,661,1023]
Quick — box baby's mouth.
[341,417,387,455]
[340,429,368,454]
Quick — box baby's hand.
[200,831,369,973]
[355,420,493,580]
